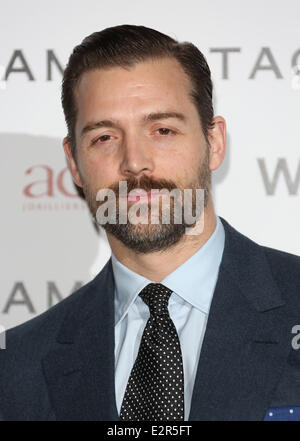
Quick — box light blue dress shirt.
[112,215,225,420]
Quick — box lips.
[121,190,161,203]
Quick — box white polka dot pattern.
[120,283,184,421]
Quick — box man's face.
[67,57,213,253]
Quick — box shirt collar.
[161,216,225,313]
[111,254,151,326]
[111,216,225,325]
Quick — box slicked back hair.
[61,24,214,158]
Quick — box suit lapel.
[189,218,292,421]
[42,259,120,421]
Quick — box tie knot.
[139,283,172,316]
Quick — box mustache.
[107,175,179,196]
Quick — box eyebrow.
[80,111,187,138]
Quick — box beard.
[82,147,211,254]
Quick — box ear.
[63,137,83,188]
[207,116,226,171]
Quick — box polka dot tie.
[120,283,184,421]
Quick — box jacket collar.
[42,259,119,420]
[189,217,290,420]
[218,217,284,312]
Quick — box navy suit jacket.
[1,217,300,421]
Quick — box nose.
[119,133,155,178]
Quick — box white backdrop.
[1,0,299,330]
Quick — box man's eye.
[92,135,113,145]
[156,128,175,136]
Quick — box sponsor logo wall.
[1,0,299,329]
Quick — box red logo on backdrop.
[22,165,86,211]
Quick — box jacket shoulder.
[3,275,97,353]
[263,244,300,266]
[220,216,300,299]
[262,245,300,289]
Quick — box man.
[1,24,300,421]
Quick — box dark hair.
[61,24,214,157]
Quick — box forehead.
[74,57,197,125]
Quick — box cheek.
[77,155,112,190]
[180,147,206,185]
[168,142,202,171]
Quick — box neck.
[107,198,217,282]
